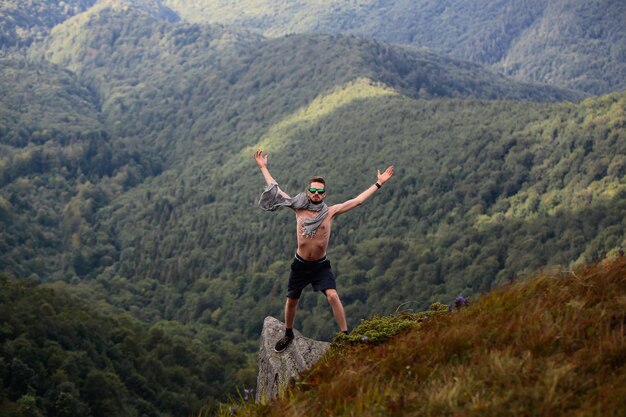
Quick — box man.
[254,149,394,352]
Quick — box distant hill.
[3,0,623,94]
[0,0,178,48]
[0,0,98,48]
[26,1,582,163]
[162,0,626,95]
[219,257,626,416]
[0,55,101,138]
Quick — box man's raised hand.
[377,166,394,185]
[254,148,268,169]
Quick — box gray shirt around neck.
[259,183,329,238]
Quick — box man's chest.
[295,210,333,231]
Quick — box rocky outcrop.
[255,316,331,403]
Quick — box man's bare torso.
[295,207,337,260]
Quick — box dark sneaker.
[274,335,294,353]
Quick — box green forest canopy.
[0,274,256,417]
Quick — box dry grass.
[211,257,626,417]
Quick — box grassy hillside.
[215,256,626,416]
[162,0,626,95]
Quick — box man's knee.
[286,297,299,307]
[325,289,341,304]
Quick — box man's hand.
[254,148,268,169]
[377,166,394,185]
[255,148,280,187]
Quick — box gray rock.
[255,316,331,403]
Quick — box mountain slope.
[27,2,583,167]
[47,90,626,342]
[498,0,626,94]
[218,257,626,416]
[163,0,626,95]
[0,55,102,141]
[0,54,160,278]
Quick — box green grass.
[208,256,626,416]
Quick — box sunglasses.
[308,188,325,194]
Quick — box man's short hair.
[308,176,325,188]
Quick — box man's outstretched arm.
[254,149,290,197]
[254,149,277,185]
[332,166,394,216]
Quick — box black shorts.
[287,254,336,299]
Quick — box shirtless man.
[254,149,394,352]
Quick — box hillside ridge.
[216,256,626,416]
[161,0,626,95]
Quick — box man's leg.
[275,297,299,353]
[284,296,299,329]
[324,289,348,332]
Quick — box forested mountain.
[0,1,624,415]
[162,0,626,95]
[25,1,581,164]
[0,53,162,279]
[5,0,624,95]
[79,90,624,342]
[1,0,622,338]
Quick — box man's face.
[307,181,326,204]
